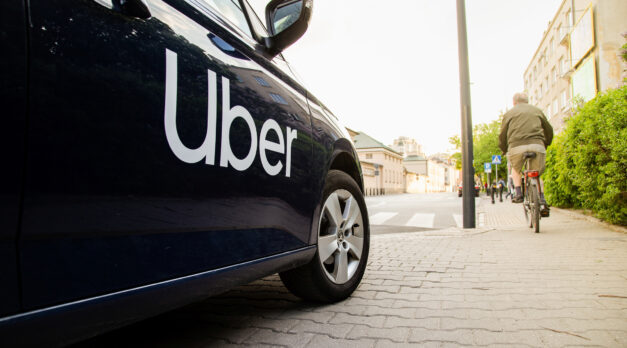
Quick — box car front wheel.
[280,170,370,303]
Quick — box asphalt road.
[366,192,481,234]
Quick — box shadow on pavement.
[70,276,313,347]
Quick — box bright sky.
[251,0,562,154]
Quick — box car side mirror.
[264,0,312,57]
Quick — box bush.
[544,86,627,225]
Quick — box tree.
[472,116,507,181]
[448,135,462,170]
[449,116,508,182]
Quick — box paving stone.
[472,329,544,347]
[329,312,386,328]
[375,339,440,348]
[408,328,474,345]
[305,334,376,348]
[242,317,300,332]
[288,321,353,339]
[384,317,440,330]
[280,310,335,324]
[362,306,416,319]
[200,338,276,348]
[347,325,410,343]
[244,328,314,347]
[205,327,259,344]
[374,291,420,301]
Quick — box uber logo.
[164,49,297,177]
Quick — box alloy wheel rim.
[317,189,364,284]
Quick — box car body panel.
[21,0,314,309]
[0,246,315,347]
[0,0,27,317]
[1,0,363,344]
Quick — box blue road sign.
[492,155,502,164]
[484,162,492,173]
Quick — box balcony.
[559,26,570,46]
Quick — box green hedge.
[544,86,627,225]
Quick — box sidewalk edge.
[551,207,627,234]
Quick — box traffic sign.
[492,155,502,164]
[484,162,492,173]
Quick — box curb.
[552,207,627,234]
[372,226,496,239]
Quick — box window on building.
[253,76,270,87]
[544,77,548,93]
[366,153,372,159]
[562,57,570,75]
[548,69,553,86]
[269,93,288,105]
[561,90,568,109]
[549,37,555,56]
[551,67,557,85]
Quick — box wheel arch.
[308,139,364,245]
[329,150,363,193]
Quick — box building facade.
[524,0,627,133]
[348,130,459,195]
[391,136,423,157]
[353,132,405,195]
[360,161,383,196]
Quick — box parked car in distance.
[458,183,481,197]
[0,0,370,346]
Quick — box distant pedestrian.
[505,175,515,199]
[497,178,506,201]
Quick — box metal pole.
[456,0,475,228]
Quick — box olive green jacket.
[499,102,554,154]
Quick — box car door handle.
[112,0,151,19]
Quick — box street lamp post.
[456,0,475,228]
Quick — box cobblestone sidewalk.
[84,199,627,347]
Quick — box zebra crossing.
[369,211,464,228]
[365,192,478,230]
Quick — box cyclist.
[499,92,553,215]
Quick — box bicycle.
[521,152,542,233]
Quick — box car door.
[20,0,314,310]
[0,0,27,316]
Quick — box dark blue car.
[0,0,369,345]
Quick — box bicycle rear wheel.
[529,183,540,233]
[523,181,532,228]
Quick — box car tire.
[279,169,370,303]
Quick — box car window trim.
[240,0,268,43]
[183,0,259,48]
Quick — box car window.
[202,0,252,37]
[242,0,268,37]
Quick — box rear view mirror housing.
[264,0,312,57]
